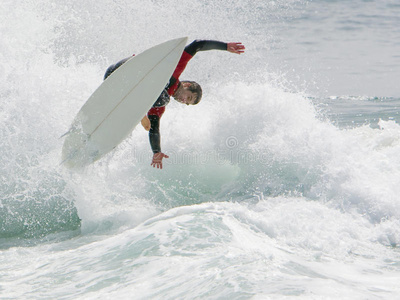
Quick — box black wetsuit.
[104,40,228,154]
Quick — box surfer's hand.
[151,152,169,169]
[227,42,245,54]
[141,115,151,131]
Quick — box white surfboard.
[61,37,188,168]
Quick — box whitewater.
[1,0,400,299]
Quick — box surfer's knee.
[103,65,115,80]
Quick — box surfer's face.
[174,83,197,105]
[177,90,197,105]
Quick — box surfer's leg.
[103,65,116,80]
[103,57,132,80]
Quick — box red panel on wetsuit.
[167,51,193,96]
[147,51,193,117]
[148,106,166,118]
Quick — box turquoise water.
[1,0,400,299]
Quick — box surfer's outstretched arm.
[183,40,245,56]
[148,115,168,169]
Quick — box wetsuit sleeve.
[166,40,228,95]
[184,40,228,56]
[149,115,161,153]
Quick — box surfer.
[105,40,245,169]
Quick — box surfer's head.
[174,81,202,105]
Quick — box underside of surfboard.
[61,37,188,168]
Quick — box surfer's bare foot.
[141,116,151,131]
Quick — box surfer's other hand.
[227,42,245,54]
[151,152,169,169]
[141,115,151,131]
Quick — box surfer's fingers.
[227,42,245,54]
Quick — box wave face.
[1,0,400,299]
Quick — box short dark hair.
[181,80,202,105]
